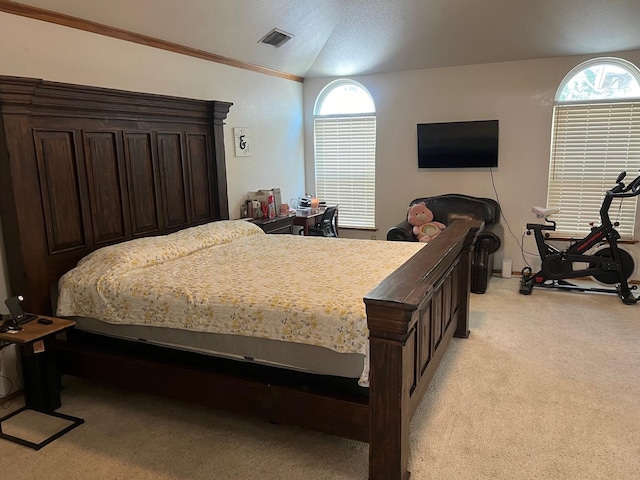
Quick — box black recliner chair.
[387,194,503,294]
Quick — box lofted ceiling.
[7,0,640,79]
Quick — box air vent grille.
[259,28,293,48]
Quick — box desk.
[293,210,322,236]
[0,315,84,449]
[294,208,338,236]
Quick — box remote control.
[38,318,53,325]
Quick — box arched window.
[314,80,376,229]
[548,57,640,239]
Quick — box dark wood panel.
[406,326,417,396]
[368,335,410,480]
[51,336,369,442]
[83,131,129,244]
[187,133,211,221]
[123,132,161,236]
[157,132,188,228]
[33,130,87,253]
[419,300,432,375]
[432,288,443,349]
[452,264,460,318]
[443,275,452,330]
[0,116,50,305]
[451,264,461,333]
[211,103,230,220]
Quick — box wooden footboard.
[365,219,480,480]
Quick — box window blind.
[548,102,640,239]
[314,116,376,229]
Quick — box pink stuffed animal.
[407,202,446,242]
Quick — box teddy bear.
[407,202,446,242]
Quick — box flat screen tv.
[417,119,499,168]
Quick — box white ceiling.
[13,0,640,78]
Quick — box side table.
[0,315,84,450]
[251,214,295,234]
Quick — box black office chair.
[307,206,338,237]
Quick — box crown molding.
[0,1,304,83]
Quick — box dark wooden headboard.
[0,75,232,314]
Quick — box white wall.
[304,51,640,281]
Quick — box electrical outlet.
[371,234,377,240]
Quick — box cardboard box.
[248,188,283,213]
[248,189,273,204]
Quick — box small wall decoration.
[234,127,251,157]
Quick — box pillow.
[58,220,265,317]
[168,219,264,251]
[76,220,264,275]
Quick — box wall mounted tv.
[417,119,499,168]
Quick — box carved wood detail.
[83,131,129,245]
[33,130,87,254]
[418,300,432,376]
[157,132,189,228]
[187,134,212,222]
[123,132,161,236]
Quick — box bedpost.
[367,305,415,480]
[365,220,480,480]
[455,222,479,339]
[209,101,232,220]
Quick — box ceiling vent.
[259,28,293,48]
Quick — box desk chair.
[307,206,338,237]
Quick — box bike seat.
[532,206,560,218]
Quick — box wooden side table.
[251,214,295,234]
[0,315,84,450]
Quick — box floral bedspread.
[57,220,425,382]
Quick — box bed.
[55,219,431,386]
[0,75,481,480]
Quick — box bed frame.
[0,76,480,480]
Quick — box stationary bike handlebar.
[606,171,640,198]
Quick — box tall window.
[314,80,376,229]
[548,57,640,239]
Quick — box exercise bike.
[519,170,640,305]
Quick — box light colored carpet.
[1,277,639,479]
